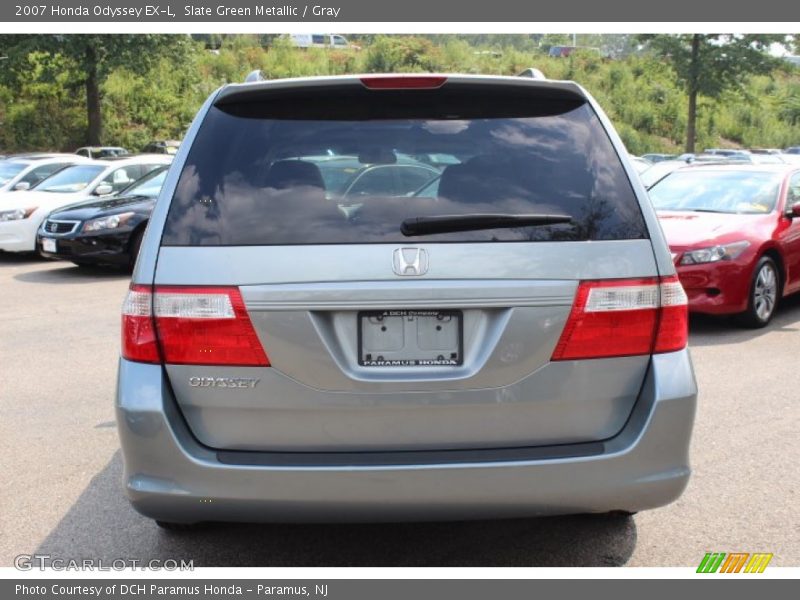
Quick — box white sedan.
[0,154,91,193]
[0,155,172,253]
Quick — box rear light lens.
[551,276,688,361]
[360,76,448,89]
[122,285,160,363]
[121,285,269,366]
[653,277,689,353]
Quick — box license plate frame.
[357,309,464,367]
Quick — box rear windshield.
[162,86,647,245]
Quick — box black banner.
[5,580,797,600]
[1,0,797,22]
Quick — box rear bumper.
[116,351,697,523]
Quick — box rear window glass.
[162,86,647,245]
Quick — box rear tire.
[736,256,779,328]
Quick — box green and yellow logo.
[697,552,773,573]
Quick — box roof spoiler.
[517,68,546,80]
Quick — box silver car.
[117,74,697,528]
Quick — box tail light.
[360,75,448,89]
[122,285,160,363]
[121,285,270,366]
[551,276,688,361]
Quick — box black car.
[37,166,168,268]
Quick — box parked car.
[0,154,90,193]
[38,165,169,268]
[692,152,749,163]
[117,74,696,529]
[287,34,358,50]
[693,152,786,165]
[649,163,800,327]
[640,159,691,189]
[703,148,751,158]
[629,155,653,174]
[784,147,800,155]
[0,155,171,253]
[641,153,676,163]
[751,154,789,164]
[75,146,130,159]
[142,140,181,155]
[547,46,600,57]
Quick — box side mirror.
[13,181,31,191]
[790,204,800,218]
[94,183,114,196]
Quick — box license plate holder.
[358,309,463,367]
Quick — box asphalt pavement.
[1,253,798,567]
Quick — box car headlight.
[82,212,134,233]
[680,241,751,265]
[0,207,36,221]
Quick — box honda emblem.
[392,247,429,276]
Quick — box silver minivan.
[117,74,697,529]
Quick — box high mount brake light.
[121,285,270,366]
[360,76,448,89]
[551,276,688,361]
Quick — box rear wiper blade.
[401,213,572,237]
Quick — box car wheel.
[155,520,202,531]
[737,256,779,328]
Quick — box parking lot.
[1,252,798,568]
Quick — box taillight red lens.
[360,76,447,89]
[551,276,688,361]
[154,286,269,366]
[121,285,160,363]
[653,276,689,353]
[121,285,270,366]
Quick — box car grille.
[43,219,79,235]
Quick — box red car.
[649,164,800,327]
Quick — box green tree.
[0,34,192,145]
[641,34,785,152]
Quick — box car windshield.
[120,168,168,198]
[649,170,783,214]
[163,93,647,245]
[36,165,106,193]
[0,161,29,185]
[640,161,687,188]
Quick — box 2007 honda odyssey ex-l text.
[116,73,697,529]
